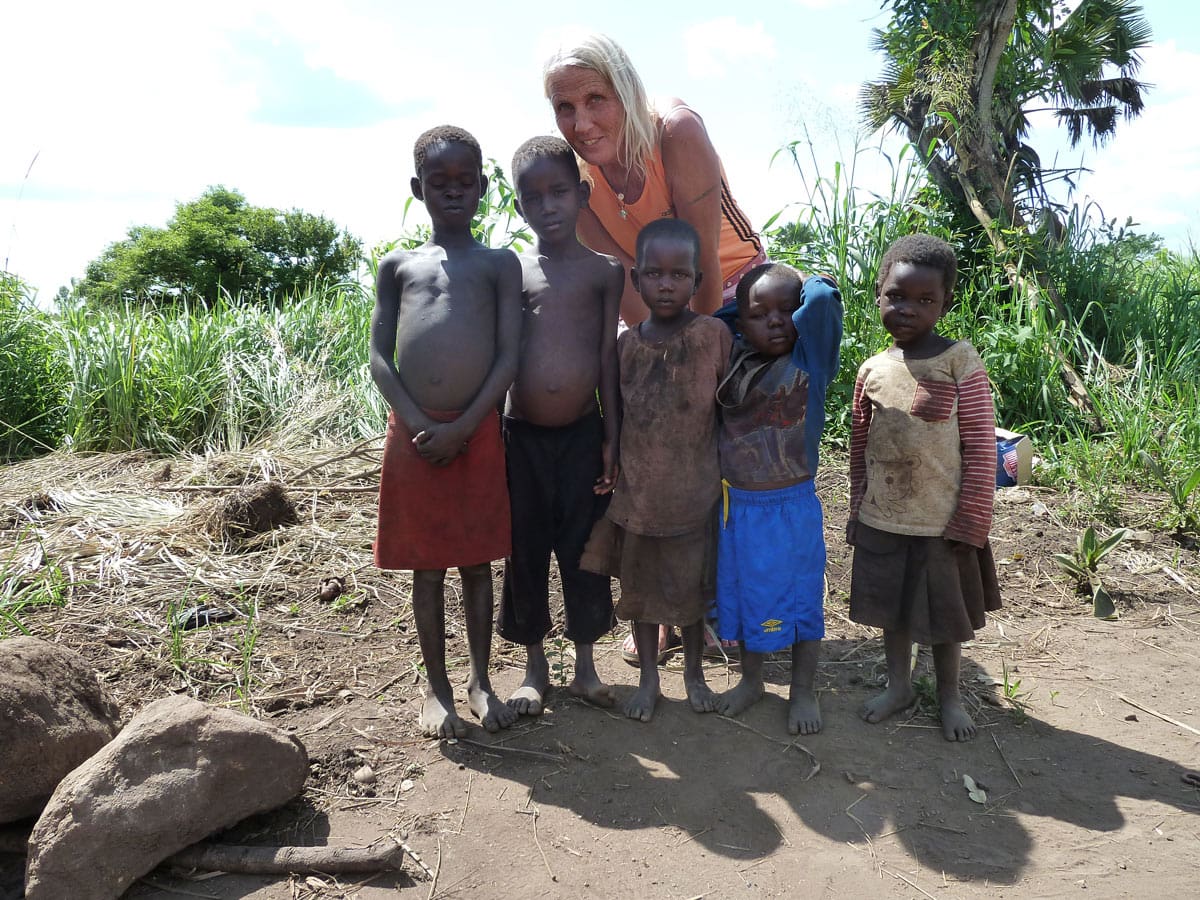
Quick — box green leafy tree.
[860,0,1152,410]
[76,186,362,305]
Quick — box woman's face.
[547,66,626,168]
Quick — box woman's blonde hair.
[542,32,658,177]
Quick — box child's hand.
[594,441,619,495]
[946,538,974,555]
[845,519,858,546]
[413,422,469,466]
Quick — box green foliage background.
[74,186,362,306]
[3,148,1199,532]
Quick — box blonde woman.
[544,32,765,327]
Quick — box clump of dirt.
[203,482,296,546]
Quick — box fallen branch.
[290,438,384,481]
[715,714,820,781]
[453,737,564,761]
[992,733,1024,788]
[1118,694,1200,736]
[167,837,405,876]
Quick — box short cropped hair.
[413,125,483,176]
[876,234,958,296]
[511,135,580,186]
[735,262,803,313]
[635,218,701,268]
[543,32,658,177]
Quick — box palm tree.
[859,0,1152,410]
[863,0,1150,230]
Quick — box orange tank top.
[581,106,762,284]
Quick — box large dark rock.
[25,695,308,900]
[0,637,121,824]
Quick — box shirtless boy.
[496,135,624,715]
[371,125,523,738]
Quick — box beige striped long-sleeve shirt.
[849,341,996,548]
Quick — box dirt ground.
[1,449,1198,899]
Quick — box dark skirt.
[580,513,717,628]
[849,521,1001,645]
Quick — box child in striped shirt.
[846,234,1000,742]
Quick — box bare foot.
[568,672,615,707]
[860,683,916,724]
[420,692,467,739]
[508,645,550,715]
[507,682,548,716]
[788,688,822,735]
[685,676,718,714]
[624,682,660,722]
[468,681,518,733]
[940,698,977,741]
[716,678,764,717]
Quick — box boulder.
[0,637,121,823]
[25,695,308,900]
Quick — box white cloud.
[683,18,778,79]
[1029,40,1200,250]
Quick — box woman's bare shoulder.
[657,97,705,135]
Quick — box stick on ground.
[1118,694,1200,736]
[166,837,405,876]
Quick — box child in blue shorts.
[714,263,842,734]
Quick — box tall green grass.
[763,136,1200,524]
[0,273,67,457]
[4,146,1199,532]
[40,282,384,455]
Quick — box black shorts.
[497,411,614,646]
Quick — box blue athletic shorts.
[716,480,826,653]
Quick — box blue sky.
[2,0,1196,302]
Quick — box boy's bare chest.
[401,255,494,302]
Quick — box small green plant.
[549,634,571,688]
[1052,526,1132,619]
[1138,450,1200,535]
[331,590,365,613]
[1002,662,1030,723]
[234,599,260,710]
[0,530,68,636]
[912,673,937,714]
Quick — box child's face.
[631,237,700,322]
[738,273,799,357]
[514,157,587,242]
[411,141,484,230]
[876,261,949,350]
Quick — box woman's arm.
[576,207,643,324]
[660,101,725,315]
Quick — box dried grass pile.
[0,440,408,713]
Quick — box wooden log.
[166,837,405,875]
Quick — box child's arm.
[594,256,625,495]
[791,275,843,380]
[411,249,523,465]
[369,252,435,438]
[944,368,997,548]
[846,370,871,545]
[577,209,640,325]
